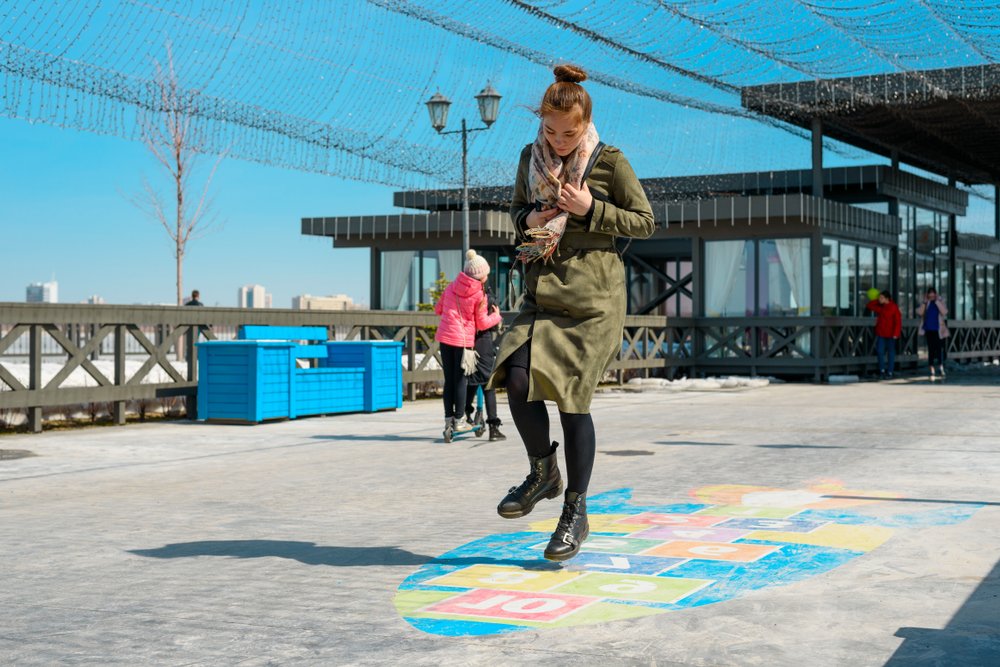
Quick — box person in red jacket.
[434,250,503,442]
[866,290,902,379]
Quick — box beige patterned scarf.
[517,121,600,264]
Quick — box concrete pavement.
[1,375,998,665]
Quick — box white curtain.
[438,250,463,282]
[775,238,811,315]
[381,251,416,310]
[705,241,746,317]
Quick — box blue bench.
[197,326,401,423]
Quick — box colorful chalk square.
[616,512,728,528]
[631,526,750,542]
[696,505,803,519]
[530,535,667,555]
[644,540,780,562]
[582,535,670,555]
[745,523,893,552]
[562,553,688,576]
[529,514,644,534]
[423,588,595,623]
[550,572,712,605]
[715,517,828,533]
[425,564,582,592]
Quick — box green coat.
[488,144,655,414]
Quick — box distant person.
[488,64,654,562]
[434,250,502,443]
[463,286,506,441]
[917,287,949,381]
[866,290,901,380]
[185,290,204,306]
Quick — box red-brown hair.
[538,64,592,124]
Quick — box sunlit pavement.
[1,375,998,666]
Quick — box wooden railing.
[4,303,999,433]
[0,304,669,432]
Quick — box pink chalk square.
[631,526,750,542]
[616,512,728,529]
[424,588,595,623]
[645,540,780,562]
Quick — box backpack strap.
[582,142,605,183]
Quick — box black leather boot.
[487,418,506,441]
[497,443,562,518]
[543,491,589,562]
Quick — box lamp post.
[425,83,501,257]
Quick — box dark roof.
[742,64,1000,185]
[395,165,967,215]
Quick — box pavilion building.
[303,64,1000,378]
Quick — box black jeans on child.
[439,343,468,420]
[925,331,943,368]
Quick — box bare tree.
[131,44,224,306]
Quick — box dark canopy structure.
[742,64,1000,185]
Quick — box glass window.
[898,204,911,253]
[963,262,975,320]
[678,261,694,317]
[876,247,892,298]
[759,239,811,316]
[977,264,988,320]
[989,266,997,320]
[380,250,417,310]
[822,239,838,316]
[955,262,966,319]
[916,255,934,299]
[839,243,856,315]
[858,246,875,311]
[914,207,936,254]
[704,240,754,317]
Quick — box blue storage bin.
[322,341,404,411]
[293,367,365,415]
[198,341,296,422]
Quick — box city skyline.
[1,117,389,308]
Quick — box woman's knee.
[506,365,529,402]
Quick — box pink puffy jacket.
[434,272,502,348]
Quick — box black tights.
[505,363,596,494]
[464,385,498,421]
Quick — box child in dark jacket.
[866,290,902,379]
[463,287,506,441]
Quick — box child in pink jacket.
[435,250,502,441]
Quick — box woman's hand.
[558,182,593,217]
[526,206,560,229]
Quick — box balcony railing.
[3,303,999,433]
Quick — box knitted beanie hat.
[463,249,490,280]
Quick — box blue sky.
[3,1,996,308]
[0,115,394,307]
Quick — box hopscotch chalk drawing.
[393,482,982,636]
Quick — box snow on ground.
[0,359,190,389]
[618,376,771,392]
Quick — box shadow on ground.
[654,441,1000,454]
[128,540,560,571]
[885,557,1000,665]
[311,435,431,444]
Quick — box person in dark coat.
[487,64,654,562]
[184,290,204,306]
[916,287,950,381]
[463,287,506,441]
[866,290,902,379]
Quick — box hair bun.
[466,249,477,261]
[554,64,587,84]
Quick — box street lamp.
[425,82,502,257]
